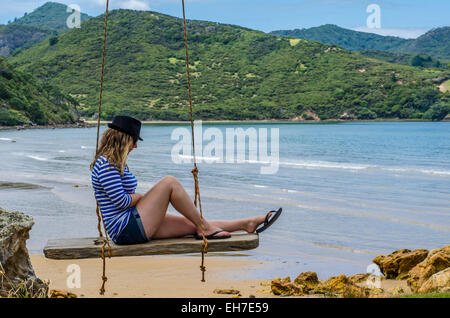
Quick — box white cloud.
[352,26,430,39]
[92,0,107,5]
[120,0,150,11]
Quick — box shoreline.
[0,122,96,131]
[86,118,442,125]
[0,119,446,131]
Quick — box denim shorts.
[114,207,150,245]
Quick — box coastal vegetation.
[0,24,55,57]
[358,50,448,70]
[6,9,450,123]
[0,57,79,125]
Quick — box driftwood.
[43,231,259,260]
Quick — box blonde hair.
[90,128,135,175]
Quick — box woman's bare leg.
[136,176,231,239]
[151,214,269,239]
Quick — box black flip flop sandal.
[256,207,282,234]
[195,230,231,240]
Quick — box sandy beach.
[30,254,276,298]
[30,254,413,298]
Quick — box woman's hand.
[130,193,143,207]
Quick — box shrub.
[0,84,11,99]
[423,102,450,121]
[49,37,59,46]
[0,108,26,125]
[356,107,377,120]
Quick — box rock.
[271,276,307,296]
[49,289,77,298]
[367,288,384,297]
[417,267,450,294]
[0,207,48,297]
[340,112,356,120]
[293,271,319,291]
[213,289,240,295]
[313,275,370,298]
[373,248,428,279]
[348,273,371,284]
[389,286,405,296]
[407,245,450,293]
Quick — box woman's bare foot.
[246,213,272,233]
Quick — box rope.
[182,0,208,282]
[93,0,207,292]
[95,0,111,296]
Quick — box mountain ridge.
[271,25,450,60]
[0,2,91,57]
[10,2,91,31]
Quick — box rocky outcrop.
[407,245,450,293]
[313,274,371,298]
[270,272,378,298]
[339,112,356,120]
[270,272,321,296]
[417,268,450,294]
[271,276,306,296]
[0,207,48,297]
[293,271,320,291]
[373,249,428,279]
[348,273,371,284]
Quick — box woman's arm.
[96,164,132,210]
[129,193,143,207]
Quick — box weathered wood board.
[43,231,259,260]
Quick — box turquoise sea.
[0,121,449,279]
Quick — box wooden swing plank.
[43,231,259,260]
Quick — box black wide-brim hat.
[108,115,143,141]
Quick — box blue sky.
[1,0,449,38]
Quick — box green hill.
[11,2,91,31]
[398,27,450,60]
[8,10,450,121]
[358,50,447,69]
[271,25,408,52]
[0,2,91,58]
[271,25,450,61]
[0,57,79,125]
[0,24,56,57]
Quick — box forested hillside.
[10,2,91,31]
[271,25,450,60]
[8,10,450,121]
[0,58,79,125]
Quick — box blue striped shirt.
[91,155,138,242]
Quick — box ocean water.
[0,121,449,280]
